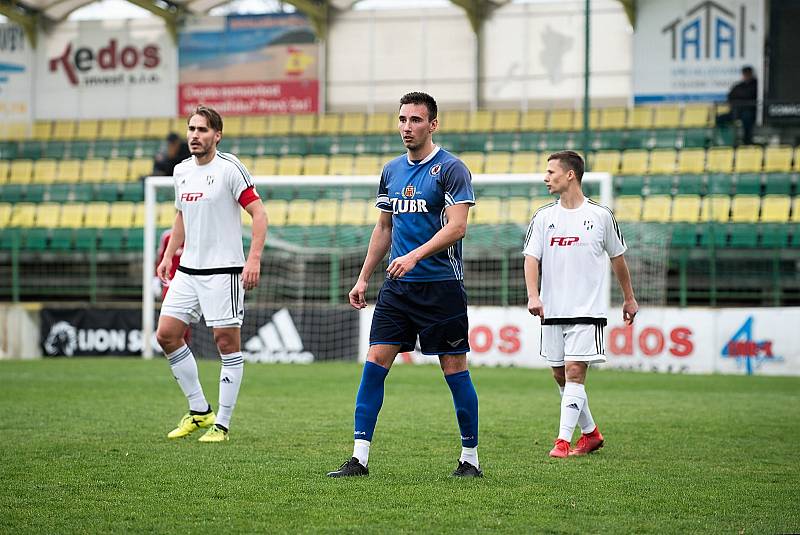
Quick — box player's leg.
[551,364,596,442]
[541,325,571,457]
[158,272,213,439]
[439,354,482,477]
[561,324,605,456]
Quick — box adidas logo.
[244,308,315,364]
[548,223,555,230]
[220,377,233,384]
[566,402,580,410]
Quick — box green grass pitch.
[1,359,798,534]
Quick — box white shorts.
[161,270,244,328]
[540,323,606,367]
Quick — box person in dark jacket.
[153,132,192,176]
[715,66,758,145]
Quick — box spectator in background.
[715,66,758,145]
[152,132,191,176]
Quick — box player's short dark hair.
[742,65,754,77]
[547,150,585,181]
[189,105,223,132]
[399,92,438,121]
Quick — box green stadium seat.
[74,228,98,250]
[517,132,542,151]
[0,184,26,203]
[95,183,120,202]
[682,129,711,148]
[791,224,800,247]
[728,224,759,247]
[592,130,625,150]
[490,132,518,152]
[652,129,680,149]
[336,136,362,154]
[126,228,144,251]
[116,140,139,158]
[675,174,705,195]
[118,183,143,203]
[671,224,698,247]
[0,228,22,250]
[70,141,92,159]
[622,130,650,150]
[647,175,674,195]
[706,174,735,195]
[759,224,790,248]
[542,132,573,151]
[764,173,793,195]
[285,137,307,155]
[43,141,67,160]
[46,184,74,203]
[0,141,19,159]
[24,228,49,250]
[98,228,126,251]
[616,175,645,196]
[698,223,729,247]
[23,184,46,202]
[461,133,489,152]
[237,138,262,156]
[259,137,285,156]
[735,173,762,195]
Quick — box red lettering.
[120,46,139,69]
[48,39,161,85]
[143,45,160,68]
[760,341,773,357]
[639,327,665,356]
[180,192,203,202]
[469,326,492,353]
[49,43,78,85]
[669,327,693,357]
[498,326,520,354]
[609,324,633,355]
[98,39,117,69]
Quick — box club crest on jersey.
[430,163,442,176]
[584,219,593,230]
[403,185,416,198]
[206,175,215,185]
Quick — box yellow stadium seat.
[170,117,185,136]
[573,109,600,130]
[472,197,503,224]
[677,149,706,174]
[520,110,547,131]
[265,199,288,226]
[106,159,130,181]
[681,104,712,128]
[613,196,642,222]
[549,109,573,131]
[268,115,292,136]
[109,202,135,227]
[35,203,61,227]
[52,120,76,141]
[75,120,99,141]
[32,160,58,184]
[278,156,304,175]
[760,195,791,223]
[763,146,794,172]
[484,152,511,174]
[649,149,677,174]
[122,118,147,140]
[9,160,34,184]
[627,107,653,129]
[734,146,763,173]
[237,156,254,172]
[439,110,468,133]
[292,114,316,135]
[529,196,555,217]
[10,203,36,227]
[507,197,533,223]
[6,123,28,140]
[129,158,153,181]
[251,156,278,176]
[641,195,672,222]
[354,155,382,175]
[366,112,394,135]
[791,197,800,222]
[287,199,314,225]
[591,151,621,174]
[653,105,681,128]
[700,195,731,222]
[467,111,493,132]
[133,203,146,227]
[341,113,366,135]
[56,160,81,183]
[339,200,371,226]
[99,119,123,139]
[32,121,52,141]
[0,203,12,227]
[671,195,701,222]
[619,150,649,175]
[313,199,339,225]
[146,118,170,139]
[157,203,176,228]
[316,114,341,135]
[59,203,85,228]
[222,116,244,137]
[303,155,329,175]
[84,203,110,227]
[81,159,106,182]
[242,116,269,137]
[494,110,520,132]
[730,195,760,223]
[0,161,10,184]
[329,155,354,175]
[600,107,627,130]
[460,152,485,174]
[510,152,538,174]
[706,147,734,173]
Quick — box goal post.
[141,172,613,359]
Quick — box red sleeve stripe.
[238,186,260,208]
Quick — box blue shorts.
[370,278,470,355]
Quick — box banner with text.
[41,308,143,357]
[179,14,318,116]
[0,23,33,123]
[633,0,764,103]
[35,19,177,119]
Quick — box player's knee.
[551,366,566,385]
[565,362,587,383]
[214,332,239,355]
[156,327,182,354]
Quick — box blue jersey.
[376,146,475,282]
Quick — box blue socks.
[353,361,389,441]
[445,370,479,448]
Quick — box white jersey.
[522,198,626,324]
[173,151,255,271]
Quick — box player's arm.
[156,211,185,284]
[243,199,268,291]
[523,255,544,320]
[349,211,393,309]
[385,203,469,279]
[610,254,638,325]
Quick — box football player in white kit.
[523,151,638,458]
[156,105,267,442]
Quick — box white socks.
[558,384,596,434]
[353,439,370,467]
[558,382,587,442]
[216,352,244,429]
[167,345,208,413]
[460,446,479,468]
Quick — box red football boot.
[548,438,571,458]
[569,427,604,456]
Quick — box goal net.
[141,172,619,361]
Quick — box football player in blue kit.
[327,92,482,478]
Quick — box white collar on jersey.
[406,145,440,166]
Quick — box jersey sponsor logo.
[403,185,416,198]
[550,236,580,246]
[430,163,442,176]
[180,192,204,202]
[391,198,429,214]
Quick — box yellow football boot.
[198,424,229,443]
[167,411,216,439]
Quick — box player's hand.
[527,296,545,320]
[156,258,171,285]
[386,253,419,279]
[243,258,261,290]
[622,298,638,325]
[349,280,368,309]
